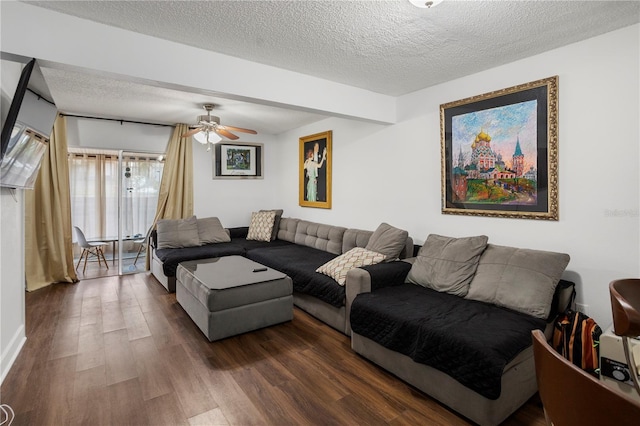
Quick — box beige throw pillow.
[406,234,489,297]
[316,247,386,285]
[260,209,283,241]
[156,216,200,249]
[246,210,276,242]
[465,244,570,319]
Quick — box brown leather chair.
[610,278,640,395]
[532,329,640,426]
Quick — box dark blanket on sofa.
[350,284,546,400]
[155,238,293,278]
[247,245,345,308]
[155,243,246,277]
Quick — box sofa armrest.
[150,229,158,249]
[344,259,413,335]
[361,259,414,291]
[228,227,249,239]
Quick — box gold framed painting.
[299,130,332,209]
[440,76,559,220]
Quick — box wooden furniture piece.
[74,226,109,273]
[610,278,640,396]
[532,329,640,426]
[176,256,293,341]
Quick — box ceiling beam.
[1,2,396,125]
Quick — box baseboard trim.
[1,325,26,385]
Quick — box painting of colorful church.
[451,128,537,205]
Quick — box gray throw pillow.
[156,216,200,249]
[260,209,283,241]
[406,234,489,297]
[465,244,570,319]
[197,217,231,245]
[365,222,409,261]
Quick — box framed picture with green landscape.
[213,142,263,179]
[440,76,559,220]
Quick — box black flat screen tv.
[0,58,58,190]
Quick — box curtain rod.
[27,88,55,106]
[59,113,176,128]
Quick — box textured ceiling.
[14,0,640,132]
[38,66,327,135]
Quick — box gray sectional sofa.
[349,237,574,426]
[150,216,413,335]
[150,215,574,425]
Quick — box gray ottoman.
[176,256,293,341]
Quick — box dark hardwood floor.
[1,272,546,425]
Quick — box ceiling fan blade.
[220,125,257,135]
[216,128,239,140]
[181,127,203,138]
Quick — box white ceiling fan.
[182,104,257,144]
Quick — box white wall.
[0,59,27,384]
[192,133,282,227]
[0,189,26,384]
[273,24,640,328]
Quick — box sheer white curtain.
[121,154,163,238]
[68,152,118,241]
[68,151,163,255]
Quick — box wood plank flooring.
[1,272,547,425]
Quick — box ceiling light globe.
[409,0,443,8]
[193,131,222,145]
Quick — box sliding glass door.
[69,149,163,276]
[118,151,163,274]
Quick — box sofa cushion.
[407,234,488,297]
[246,245,345,308]
[247,210,276,242]
[294,220,346,255]
[316,247,385,285]
[350,283,546,400]
[156,216,200,249]
[277,217,299,243]
[466,244,570,319]
[365,223,409,262]
[197,217,231,244]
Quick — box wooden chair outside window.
[74,226,109,273]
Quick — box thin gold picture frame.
[299,130,332,209]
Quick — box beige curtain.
[25,116,78,291]
[145,123,193,269]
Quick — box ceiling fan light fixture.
[193,130,222,145]
[409,0,443,8]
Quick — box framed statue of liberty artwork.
[440,76,559,220]
[299,130,332,209]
